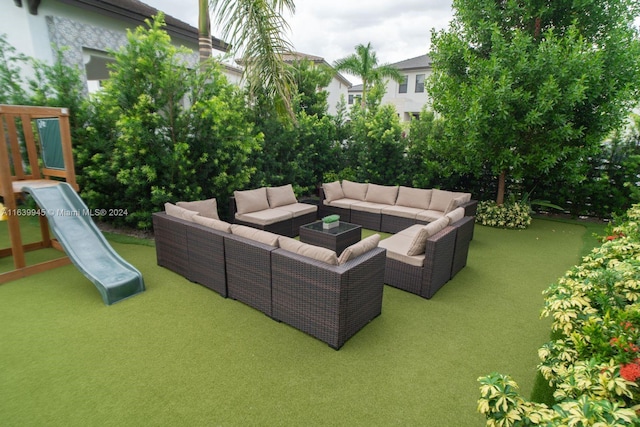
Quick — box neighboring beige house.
[382,54,432,121]
[3,0,229,94]
[280,52,352,116]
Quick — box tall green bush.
[79,15,261,228]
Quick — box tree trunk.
[496,170,506,205]
[198,0,212,66]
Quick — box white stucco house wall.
[382,54,432,121]
[280,52,352,116]
[2,0,229,94]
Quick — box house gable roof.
[31,0,229,51]
[281,51,352,87]
[389,54,431,72]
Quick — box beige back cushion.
[234,188,269,214]
[429,189,456,212]
[406,217,450,256]
[396,187,432,210]
[445,193,472,214]
[165,203,198,222]
[192,215,232,233]
[177,198,220,220]
[365,184,399,205]
[341,180,368,201]
[322,181,345,203]
[267,184,297,208]
[338,234,380,265]
[230,224,280,247]
[279,237,339,265]
[445,207,465,224]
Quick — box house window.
[399,75,408,93]
[415,74,425,93]
[348,95,354,105]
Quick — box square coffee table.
[299,221,362,255]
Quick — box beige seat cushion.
[328,198,363,209]
[429,189,456,213]
[279,237,339,265]
[235,209,293,226]
[165,203,198,222]
[365,184,399,205]
[192,215,232,232]
[396,187,432,210]
[406,217,450,256]
[379,234,425,267]
[322,181,345,203]
[416,210,445,223]
[445,207,465,225]
[177,198,220,220]
[267,184,298,208]
[338,234,380,265]
[234,188,270,214]
[350,201,388,213]
[230,224,280,247]
[275,203,317,217]
[341,180,368,201]
[381,205,423,219]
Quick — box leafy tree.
[333,42,403,110]
[428,0,640,205]
[80,15,261,228]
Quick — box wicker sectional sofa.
[229,184,317,237]
[319,180,477,234]
[153,202,385,350]
[318,180,476,299]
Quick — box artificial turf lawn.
[0,218,603,426]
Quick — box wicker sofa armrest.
[153,212,190,278]
[271,246,386,349]
[449,216,474,278]
[421,225,457,298]
[459,199,478,217]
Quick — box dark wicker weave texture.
[272,247,386,349]
[224,234,276,317]
[186,223,227,297]
[153,213,190,278]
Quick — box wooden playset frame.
[0,104,78,283]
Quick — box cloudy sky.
[142,0,455,70]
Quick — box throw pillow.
[406,217,450,256]
[278,237,338,265]
[230,224,280,247]
[267,184,297,208]
[445,207,465,225]
[338,234,380,265]
[177,198,220,220]
[322,181,345,203]
[192,215,232,233]
[234,188,269,214]
[165,202,198,222]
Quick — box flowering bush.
[476,201,532,229]
[478,204,640,426]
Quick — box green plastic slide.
[22,183,145,305]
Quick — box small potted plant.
[322,214,340,229]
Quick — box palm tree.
[198,0,212,65]
[333,42,403,109]
[199,0,296,119]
